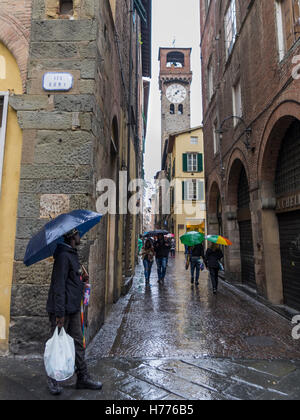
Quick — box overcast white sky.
[144,0,203,182]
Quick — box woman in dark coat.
[205,243,223,294]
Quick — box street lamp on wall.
[216,116,254,152]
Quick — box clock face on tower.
[166,84,187,104]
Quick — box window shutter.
[182,181,188,201]
[183,154,188,172]
[197,181,205,202]
[197,153,203,172]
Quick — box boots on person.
[76,373,103,391]
[47,377,63,396]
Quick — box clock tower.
[159,47,193,157]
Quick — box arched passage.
[259,109,300,306]
[226,158,256,288]
[207,181,223,236]
[260,116,300,309]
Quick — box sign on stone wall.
[276,193,300,212]
[42,72,73,92]
[40,194,70,219]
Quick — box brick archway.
[255,102,300,305]
[0,14,30,90]
[258,101,300,188]
[207,179,223,236]
[226,148,250,207]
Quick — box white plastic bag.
[44,327,75,382]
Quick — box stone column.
[224,206,241,283]
[260,181,284,304]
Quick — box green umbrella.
[180,231,205,247]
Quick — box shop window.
[60,0,73,16]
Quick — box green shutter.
[198,153,203,172]
[183,154,188,172]
[182,181,185,200]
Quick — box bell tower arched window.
[166,51,185,68]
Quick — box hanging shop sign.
[42,72,73,92]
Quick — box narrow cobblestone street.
[1,254,300,400]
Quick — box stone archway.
[0,42,23,354]
[207,180,223,236]
[225,155,255,286]
[0,15,30,91]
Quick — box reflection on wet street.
[105,254,300,360]
[1,254,300,400]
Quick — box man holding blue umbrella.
[46,227,103,396]
[23,210,103,396]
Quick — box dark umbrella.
[143,230,169,237]
[24,210,103,267]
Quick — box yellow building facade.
[165,126,206,252]
[0,43,23,353]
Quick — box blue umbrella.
[24,210,103,267]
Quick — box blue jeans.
[143,259,153,281]
[190,257,201,283]
[156,257,168,281]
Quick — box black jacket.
[205,248,224,269]
[190,243,205,258]
[154,240,170,258]
[46,244,84,317]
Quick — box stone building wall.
[8,0,148,354]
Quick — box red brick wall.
[0,0,32,89]
[200,0,300,295]
[201,0,300,191]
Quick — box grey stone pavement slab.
[1,254,300,400]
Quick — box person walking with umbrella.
[23,210,103,396]
[154,233,170,283]
[141,239,155,283]
[190,242,205,286]
[205,243,224,295]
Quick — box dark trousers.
[190,257,201,283]
[209,268,219,290]
[48,312,88,378]
[143,258,153,281]
[156,257,168,281]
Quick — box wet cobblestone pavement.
[1,254,300,400]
